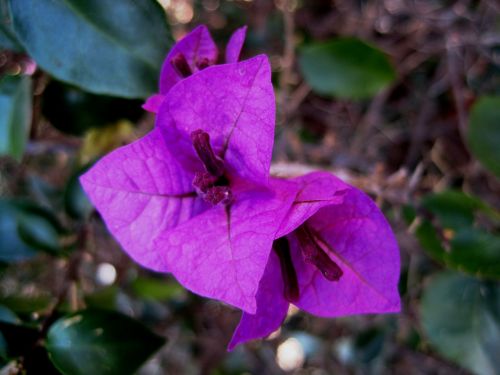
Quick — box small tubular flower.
[143,25,247,113]
[228,172,401,350]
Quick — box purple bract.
[228,172,401,350]
[143,25,247,113]
[80,24,401,350]
[80,55,301,314]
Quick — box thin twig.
[446,33,468,143]
[278,0,295,126]
[286,82,311,118]
[349,88,391,155]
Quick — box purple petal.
[289,187,401,317]
[159,25,218,95]
[275,172,349,238]
[154,178,298,314]
[158,55,275,186]
[79,128,208,272]
[228,250,289,351]
[142,94,165,113]
[225,26,247,63]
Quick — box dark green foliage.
[9,0,172,98]
[467,96,500,177]
[46,310,166,375]
[299,38,396,99]
[0,199,62,263]
[421,272,500,375]
[414,190,500,279]
[0,74,31,161]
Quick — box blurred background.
[1,0,499,374]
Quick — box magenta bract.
[143,25,247,113]
[228,172,401,350]
[80,24,401,351]
[80,55,301,314]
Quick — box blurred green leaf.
[131,277,186,301]
[42,81,143,136]
[64,166,93,220]
[16,200,64,255]
[9,0,172,98]
[0,200,37,262]
[421,190,486,230]
[417,220,500,279]
[467,96,500,177]
[0,306,20,325]
[84,287,118,311]
[415,190,500,279]
[0,199,62,262]
[415,220,447,263]
[402,204,417,225]
[0,296,52,314]
[354,328,386,364]
[0,74,32,161]
[46,310,165,375]
[299,38,396,99]
[448,229,500,277]
[17,212,61,255]
[0,0,22,51]
[0,307,30,360]
[421,272,500,375]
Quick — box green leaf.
[46,310,166,375]
[0,306,20,325]
[0,74,32,161]
[417,222,500,279]
[0,200,37,262]
[0,0,23,51]
[9,0,172,98]
[421,272,500,375]
[354,328,386,363]
[0,199,62,262]
[299,38,396,99]
[64,166,93,220]
[415,220,447,264]
[467,96,500,177]
[15,201,63,255]
[415,190,500,279]
[131,277,186,301]
[448,229,500,278]
[84,287,119,311]
[0,304,57,371]
[422,190,487,230]
[0,295,52,314]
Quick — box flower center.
[273,237,300,303]
[191,129,232,205]
[171,53,213,78]
[273,227,343,303]
[295,225,343,281]
[171,53,192,78]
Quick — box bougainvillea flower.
[228,172,401,349]
[143,25,247,113]
[80,55,301,314]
